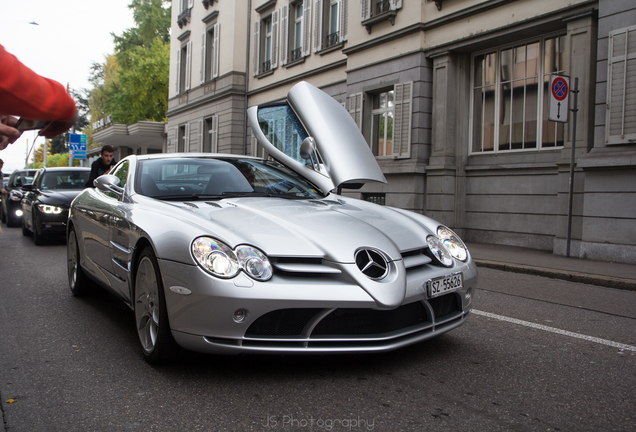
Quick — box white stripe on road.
[472,309,636,352]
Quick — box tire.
[32,213,44,245]
[6,209,17,227]
[22,215,32,236]
[67,227,91,296]
[134,246,179,364]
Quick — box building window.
[280,1,311,66]
[471,34,566,153]
[177,124,188,152]
[606,25,636,145]
[176,41,191,94]
[371,90,394,157]
[351,82,411,159]
[201,23,220,84]
[313,0,348,52]
[363,193,386,205]
[292,3,304,60]
[202,116,218,153]
[253,10,279,76]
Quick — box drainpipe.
[243,0,252,155]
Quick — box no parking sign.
[548,74,569,123]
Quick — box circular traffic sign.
[552,77,568,101]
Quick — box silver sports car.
[68,82,477,363]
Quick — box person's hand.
[39,108,79,139]
[0,115,22,150]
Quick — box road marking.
[472,309,636,352]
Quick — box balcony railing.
[326,31,339,48]
[375,0,390,15]
[291,47,302,62]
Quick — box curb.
[474,259,636,292]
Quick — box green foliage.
[29,152,82,169]
[104,38,170,123]
[88,0,171,128]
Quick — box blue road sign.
[69,134,87,159]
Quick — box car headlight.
[37,204,64,214]
[427,235,454,267]
[235,246,272,281]
[437,226,468,261]
[192,237,272,281]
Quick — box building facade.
[167,0,636,263]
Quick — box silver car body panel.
[248,81,386,194]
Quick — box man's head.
[101,145,115,165]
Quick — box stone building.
[166,0,636,263]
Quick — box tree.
[89,0,171,126]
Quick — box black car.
[22,167,90,244]
[1,169,38,227]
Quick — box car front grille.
[245,293,461,339]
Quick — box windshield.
[136,157,324,200]
[40,171,90,190]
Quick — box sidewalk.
[465,242,636,291]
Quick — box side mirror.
[21,184,33,192]
[299,137,316,160]
[300,137,321,171]
[95,175,123,196]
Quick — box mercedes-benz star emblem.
[355,248,389,280]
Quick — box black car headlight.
[37,204,64,214]
[437,226,468,261]
[192,237,272,281]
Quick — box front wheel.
[67,227,92,296]
[32,213,44,245]
[134,246,179,364]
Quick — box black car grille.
[245,293,461,338]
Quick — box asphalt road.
[1,224,634,432]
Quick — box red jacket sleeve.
[0,44,76,121]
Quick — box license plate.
[427,272,463,298]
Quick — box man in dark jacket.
[86,145,117,187]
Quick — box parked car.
[68,82,478,364]
[1,169,37,227]
[21,167,90,244]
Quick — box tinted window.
[136,158,323,199]
[40,171,90,190]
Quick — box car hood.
[38,190,84,206]
[162,196,434,264]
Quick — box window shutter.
[347,92,363,130]
[339,0,348,41]
[200,32,206,84]
[271,10,279,69]
[280,5,289,66]
[188,0,193,8]
[253,21,260,76]
[171,127,178,152]
[198,120,204,151]
[213,23,220,78]
[175,49,181,94]
[212,115,219,152]
[389,0,402,10]
[185,41,192,91]
[313,0,323,53]
[361,0,371,20]
[302,0,312,57]
[606,26,636,144]
[393,81,413,159]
